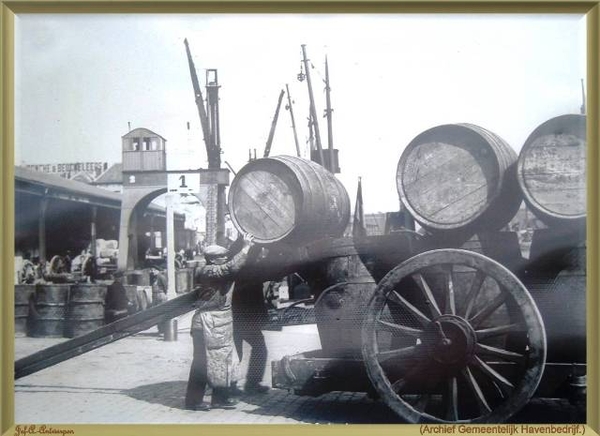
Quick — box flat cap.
[204,245,229,259]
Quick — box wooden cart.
[270,225,586,423]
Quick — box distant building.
[16,126,196,265]
[121,128,167,172]
[92,163,124,193]
[25,161,109,181]
[344,212,394,237]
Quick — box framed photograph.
[1,2,598,435]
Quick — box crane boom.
[286,84,301,157]
[184,38,211,158]
[264,89,285,158]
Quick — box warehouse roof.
[15,166,171,216]
[15,166,122,204]
[93,163,123,185]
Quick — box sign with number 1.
[167,173,200,193]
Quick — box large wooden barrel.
[396,123,522,234]
[228,156,350,245]
[65,284,106,338]
[517,114,586,227]
[29,284,71,337]
[15,284,36,337]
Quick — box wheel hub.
[423,315,476,365]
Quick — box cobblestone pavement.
[13,313,586,425]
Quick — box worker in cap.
[203,245,229,261]
[185,232,255,411]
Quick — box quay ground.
[13,312,585,425]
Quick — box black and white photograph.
[11,12,589,425]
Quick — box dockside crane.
[184,39,212,164]
[298,45,339,173]
[323,55,339,173]
[264,89,285,158]
[184,39,226,245]
[300,44,326,169]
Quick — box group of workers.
[104,231,271,412]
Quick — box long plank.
[15,290,198,379]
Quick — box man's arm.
[200,234,255,279]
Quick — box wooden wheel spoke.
[444,265,456,315]
[475,343,525,364]
[377,319,423,338]
[462,366,492,415]
[387,290,432,327]
[469,291,507,328]
[472,355,515,391]
[377,344,426,363]
[412,273,442,319]
[491,381,507,400]
[445,376,459,421]
[476,323,524,341]
[462,270,486,319]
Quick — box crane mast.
[324,56,335,172]
[301,44,326,168]
[205,69,222,169]
[285,84,302,157]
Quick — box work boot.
[185,401,211,411]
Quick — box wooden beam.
[15,291,198,379]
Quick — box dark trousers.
[233,321,267,388]
[185,330,208,408]
[185,329,230,407]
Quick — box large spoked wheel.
[362,249,546,423]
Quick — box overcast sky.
[15,13,586,214]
